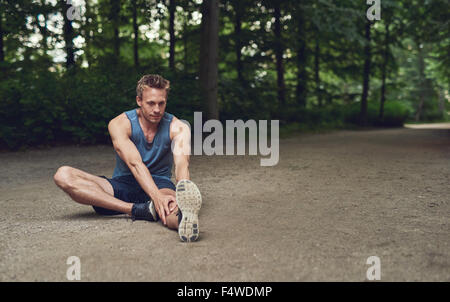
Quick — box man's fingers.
[164,202,170,217]
[158,205,166,225]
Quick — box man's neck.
[137,108,159,132]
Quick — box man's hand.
[153,193,176,225]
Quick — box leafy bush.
[0,64,203,149]
[343,100,412,127]
[0,61,437,150]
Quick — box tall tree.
[168,0,176,71]
[314,36,321,107]
[80,0,94,67]
[111,0,121,63]
[295,3,307,107]
[132,0,139,67]
[182,11,189,72]
[273,1,286,107]
[199,0,219,120]
[0,5,4,63]
[360,20,372,125]
[61,0,75,68]
[377,0,401,119]
[233,0,244,83]
[414,43,426,121]
[379,21,390,120]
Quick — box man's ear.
[136,96,141,106]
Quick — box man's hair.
[136,74,170,99]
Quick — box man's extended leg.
[53,166,133,214]
[175,180,202,242]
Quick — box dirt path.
[0,125,449,281]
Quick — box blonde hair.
[136,74,170,99]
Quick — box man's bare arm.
[108,114,173,224]
[171,118,191,183]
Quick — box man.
[53,74,202,242]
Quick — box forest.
[0,0,448,149]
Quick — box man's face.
[137,86,167,124]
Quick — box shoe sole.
[176,180,202,242]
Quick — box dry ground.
[0,125,449,281]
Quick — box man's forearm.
[175,161,190,184]
[129,161,162,200]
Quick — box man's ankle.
[131,201,159,222]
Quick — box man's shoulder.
[109,112,129,126]
[169,115,190,140]
[169,114,188,128]
[108,112,132,137]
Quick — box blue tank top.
[112,109,174,180]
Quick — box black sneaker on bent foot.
[176,179,202,242]
[131,201,159,222]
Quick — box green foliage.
[0,0,448,149]
[343,100,412,127]
[0,63,201,149]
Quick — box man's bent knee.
[53,166,74,190]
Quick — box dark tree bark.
[111,0,121,63]
[36,15,48,53]
[0,8,4,62]
[438,88,445,118]
[314,37,322,107]
[234,1,244,83]
[296,6,307,107]
[169,0,175,71]
[379,22,390,120]
[360,20,372,126]
[273,2,286,107]
[132,0,139,67]
[183,15,188,72]
[415,43,426,122]
[62,0,75,68]
[83,0,93,67]
[199,0,219,120]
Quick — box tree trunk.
[199,0,219,120]
[0,7,4,62]
[273,2,286,107]
[132,0,139,67]
[415,43,426,122]
[234,1,244,83]
[183,15,188,72]
[438,88,445,118]
[83,0,93,67]
[62,0,75,68]
[111,0,120,63]
[314,36,321,107]
[296,6,307,107]
[169,0,175,71]
[379,22,389,120]
[360,20,372,126]
[36,14,48,54]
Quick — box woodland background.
[0,0,448,149]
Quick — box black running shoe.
[131,201,159,222]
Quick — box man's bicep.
[109,119,142,167]
[172,121,191,160]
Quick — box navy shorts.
[93,174,176,216]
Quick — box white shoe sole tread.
[176,180,202,242]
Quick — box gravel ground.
[0,125,449,281]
